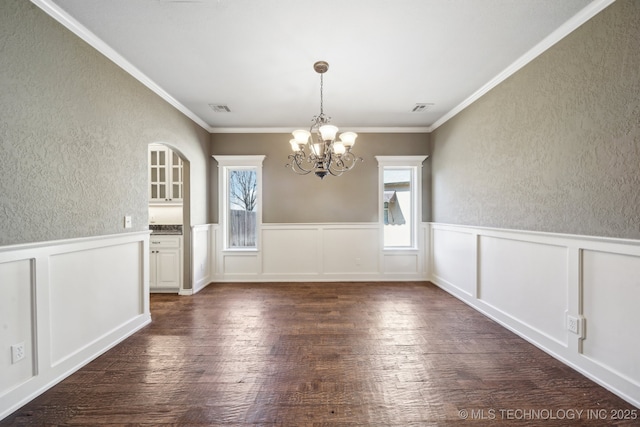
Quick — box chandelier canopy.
[286,61,362,179]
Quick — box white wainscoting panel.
[431,227,476,296]
[478,236,568,346]
[48,242,143,366]
[222,252,260,277]
[382,252,418,274]
[0,259,34,397]
[582,249,640,393]
[262,227,320,275]
[191,224,213,294]
[206,223,427,282]
[0,232,151,421]
[422,224,431,277]
[322,227,379,275]
[429,223,640,408]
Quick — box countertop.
[149,224,183,235]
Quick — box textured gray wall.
[431,0,640,239]
[211,133,430,224]
[0,1,211,246]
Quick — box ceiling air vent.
[209,104,231,113]
[411,103,434,113]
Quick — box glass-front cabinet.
[149,144,183,203]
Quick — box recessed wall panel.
[193,226,211,284]
[262,228,319,274]
[478,236,568,344]
[222,253,259,275]
[49,242,142,365]
[0,259,34,395]
[432,228,476,295]
[582,249,640,383]
[323,228,379,274]
[383,254,418,274]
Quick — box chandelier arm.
[327,158,347,176]
[327,151,363,175]
[330,156,346,171]
[340,151,363,169]
[341,151,363,165]
[287,152,315,175]
[289,161,313,175]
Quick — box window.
[228,169,257,247]
[376,156,427,249]
[383,168,412,246]
[213,155,265,250]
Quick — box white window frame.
[376,156,427,250]
[213,155,265,252]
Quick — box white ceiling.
[37,0,610,133]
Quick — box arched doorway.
[148,142,191,294]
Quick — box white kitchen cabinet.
[149,144,183,203]
[149,235,182,292]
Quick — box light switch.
[124,215,132,229]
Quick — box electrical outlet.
[567,315,580,334]
[11,342,25,364]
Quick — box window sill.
[383,247,419,252]
[222,248,259,253]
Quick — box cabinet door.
[155,248,180,288]
[149,145,183,202]
[170,151,183,202]
[149,146,168,202]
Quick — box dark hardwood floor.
[2,282,637,426]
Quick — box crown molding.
[209,127,431,134]
[31,0,213,132]
[429,0,616,132]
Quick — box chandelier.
[286,61,362,179]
